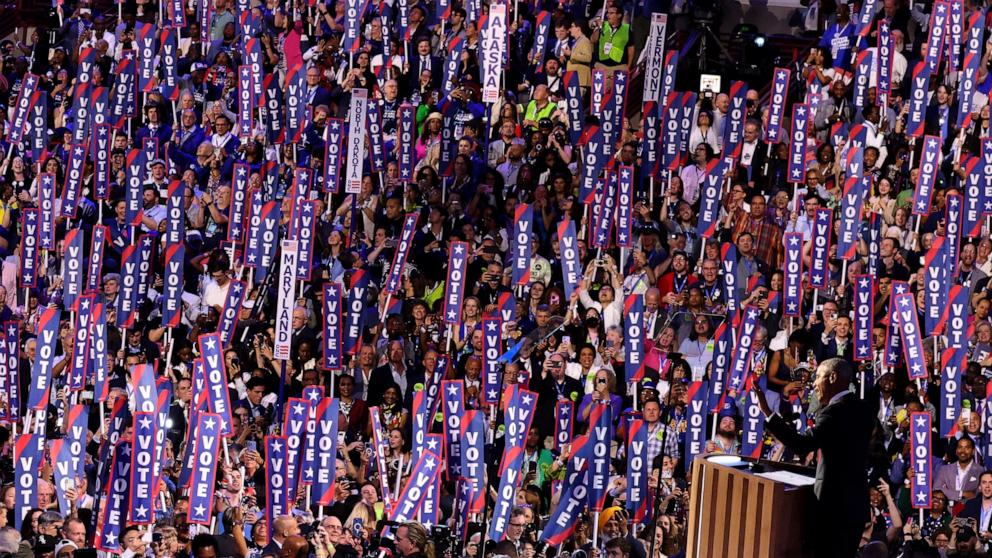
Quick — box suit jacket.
[367,363,425,408]
[260,540,281,558]
[135,124,173,148]
[175,125,207,157]
[739,140,767,185]
[566,36,593,87]
[410,55,441,82]
[814,336,856,363]
[924,101,959,142]
[958,495,992,531]
[306,85,334,110]
[933,460,984,503]
[533,374,584,437]
[764,392,873,527]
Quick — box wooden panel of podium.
[686,454,815,558]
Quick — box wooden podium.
[686,454,815,558]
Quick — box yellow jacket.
[567,36,594,87]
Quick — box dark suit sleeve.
[764,404,840,456]
[959,498,980,520]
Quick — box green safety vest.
[598,23,630,64]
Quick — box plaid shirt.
[646,421,681,464]
[732,210,784,270]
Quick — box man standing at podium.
[752,358,874,558]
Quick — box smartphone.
[562,336,571,345]
[352,517,364,540]
[246,440,257,452]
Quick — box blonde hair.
[345,502,376,532]
[400,522,435,558]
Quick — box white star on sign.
[134,504,149,518]
[271,439,283,454]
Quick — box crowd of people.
[0,0,989,556]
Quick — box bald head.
[272,516,299,543]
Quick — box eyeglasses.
[509,522,527,528]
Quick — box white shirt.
[202,278,231,310]
[211,132,234,150]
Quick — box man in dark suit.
[174,109,207,158]
[305,65,334,109]
[958,471,992,533]
[753,358,873,558]
[368,339,425,407]
[408,37,440,88]
[260,515,300,558]
[134,104,173,147]
[532,352,583,438]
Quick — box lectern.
[686,454,815,558]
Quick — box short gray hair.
[0,527,21,554]
[820,357,854,385]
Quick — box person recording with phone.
[576,256,623,329]
[577,368,622,425]
[534,352,583,435]
[957,471,992,545]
